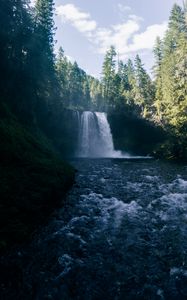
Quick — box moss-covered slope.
[0,108,75,252]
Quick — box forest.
[0,1,187,159]
[1,1,187,299]
[0,0,186,249]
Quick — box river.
[1,158,187,300]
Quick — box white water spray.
[77,111,126,158]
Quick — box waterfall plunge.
[77,111,125,158]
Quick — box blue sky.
[31,0,184,78]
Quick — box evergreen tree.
[89,78,104,110]
[0,0,35,119]
[102,46,117,107]
[120,60,136,108]
[164,4,186,55]
[153,37,164,122]
[33,0,58,111]
[184,0,187,25]
[56,47,70,105]
[152,3,187,158]
[35,0,55,57]
[134,55,155,117]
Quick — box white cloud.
[94,20,140,54]
[56,4,97,33]
[127,22,168,53]
[56,3,168,59]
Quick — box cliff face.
[108,112,166,156]
[47,109,166,158]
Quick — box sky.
[31,0,184,78]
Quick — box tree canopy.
[0,0,186,160]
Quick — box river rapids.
[1,158,187,300]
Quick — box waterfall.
[78,111,99,157]
[95,112,115,155]
[77,111,124,158]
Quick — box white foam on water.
[148,175,187,222]
[170,267,187,277]
[77,192,142,230]
[143,175,160,182]
[126,182,144,192]
[159,177,187,194]
[57,254,74,277]
[177,178,187,191]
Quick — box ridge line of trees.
[0,0,186,159]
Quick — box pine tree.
[89,78,104,110]
[33,0,58,109]
[134,55,155,117]
[35,0,55,55]
[169,4,186,33]
[184,0,187,25]
[152,3,187,158]
[56,47,70,105]
[102,46,117,108]
[157,3,187,126]
[153,37,164,122]
[0,0,34,119]
[164,4,186,55]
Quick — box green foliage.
[0,1,76,251]
[101,48,155,116]
[0,2,186,250]
[153,3,187,160]
[134,55,155,117]
[99,2,187,160]
[55,47,103,110]
[102,46,117,107]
